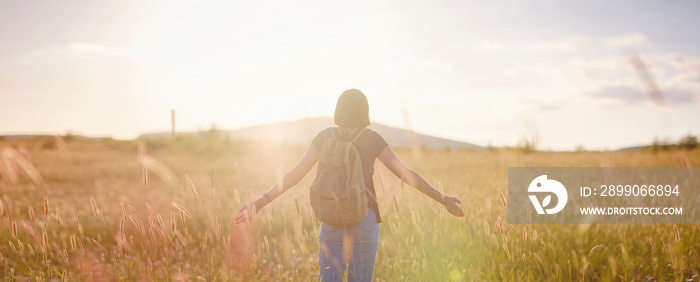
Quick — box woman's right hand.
[443,195,464,217]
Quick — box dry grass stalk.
[263,235,270,252]
[0,152,19,185]
[171,212,176,236]
[501,235,511,260]
[494,217,502,234]
[128,215,141,233]
[580,256,589,281]
[294,197,300,215]
[1,148,45,186]
[540,238,546,251]
[171,202,191,217]
[114,233,131,250]
[17,146,32,165]
[136,143,146,157]
[620,243,629,263]
[41,218,49,232]
[497,189,507,207]
[143,167,148,188]
[92,238,107,253]
[588,245,601,257]
[90,197,98,217]
[137,155,177,185]
[119,217,125,234]
[503,221,515,233]
[53,207,61,224]
[211,166,215,189]
[22,222,39,243]
[404,211,417,232]
[393,195,399,213]
[608,256,617,278]
[146,203,155,218]
[185,175,198,198]
[532,252,544,266]
[673,225,680,241]
[59,248,70,265]
[43,196,49,215]
[520,216,530,224]
[70,235,76,250]
[42,232,48,248]
[175,230,187,246]
[8,241,17,254]
[126,203,141,219]
[154,226,166,242]
[156,214,165,230]
[234,189,241,206]
[71,210,78,226]
[54,135,72,161]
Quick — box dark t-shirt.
[311,127,389,223]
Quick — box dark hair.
[334,89,371,128]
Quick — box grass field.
[0,136,698,281]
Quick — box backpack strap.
[350,128,368,143]
[318,138,338,192]
[340,128,368,165]
[330,127,367,142]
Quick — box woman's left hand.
[443,195,464,217]
[234,198,265,224]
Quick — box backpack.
[309,127,369,226]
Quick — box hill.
[139,117,483,151]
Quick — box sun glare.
[123,1,399,129]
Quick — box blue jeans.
[318,209,380,282]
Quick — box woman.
[234,89,464,281]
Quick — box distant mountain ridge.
[140,117,483,151]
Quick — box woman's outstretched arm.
[377,146,464,217]
[234,144,319,224]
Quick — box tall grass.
[0,137,698,280]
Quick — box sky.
[1,0,698,150]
